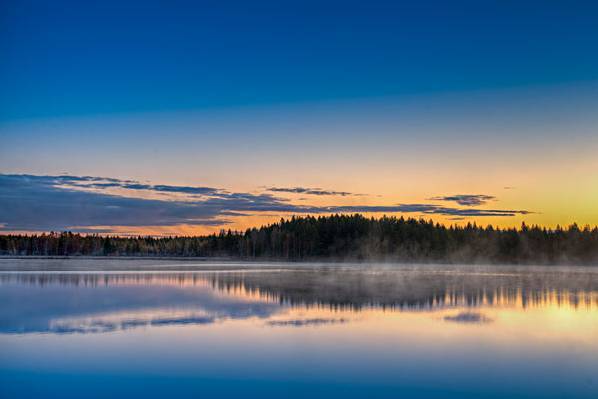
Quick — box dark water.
[1,259,597,398]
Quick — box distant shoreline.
[2,215,598,265]
[1,256,597,269]
[0,255,235,261]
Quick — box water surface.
[1,259,597,398]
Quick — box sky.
[1,0,598,235]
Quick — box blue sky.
[2,0,598,120]
[1,1,598,234]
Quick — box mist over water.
[1,259,597,398]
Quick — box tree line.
[1,214,598,264]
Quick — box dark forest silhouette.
[1,215,598,264]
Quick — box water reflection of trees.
[2,269,598,311]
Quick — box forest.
[1,214,598,265]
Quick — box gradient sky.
[1,0,598,235]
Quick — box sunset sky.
[1,1,598,235]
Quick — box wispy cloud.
[320,204,531,217]
[266,186,362,197]
[428,194,496,207]
[0,174,533,232]
[57,175,225,197]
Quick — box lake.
[1,259,597,398]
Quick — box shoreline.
[1,256,597,271]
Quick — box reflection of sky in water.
[1,262,598,398]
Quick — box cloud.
[0,174,534,232]
[428,194,496,207]
[318,204,532,217]
[0,174,288,231]
[57,175,225,197]
[266,186,361,196]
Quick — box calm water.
[1,259,598,398]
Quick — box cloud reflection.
[443,312,492,324]
[1,266,597,335]
[48,314,219,334]
[267,318,347,327]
